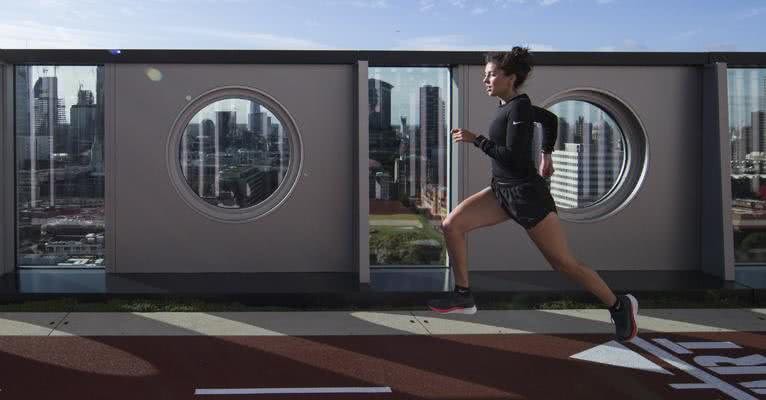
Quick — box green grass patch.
[0,290,755,312]
[369,214,421,221]
[0,298,257,313]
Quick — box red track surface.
[0,332,763,399]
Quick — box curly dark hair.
[484,46,533,89]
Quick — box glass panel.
[368,68,450,266]
[15,66,105,268]
[728,68,766,264]
[547,100,626,209]
[180,98,289,208]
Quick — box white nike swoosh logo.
[513,121,524,125]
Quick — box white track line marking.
[195,387,392,395]
[678,341,742,350]
[631,337,758,400]
[652,338,693,354]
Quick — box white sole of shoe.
[625,294,639,340]
[449,305,477,315]
[429,305,478,315]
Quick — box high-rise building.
[369,79,393,131]
[368,78,400,192]
[248,101,266,148]
[33,75,66,206]
[744,125,755,155]
[400,116,416,198]
[33,76,66,136]
[15,67,30,140]
[557,118,570,151]
[551,140,621,209]
[215,111,236,150]
[92,65,105,176]
[752,111,766,155]
[70,88,97,156]
[419,85,446,214]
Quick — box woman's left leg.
[525,212,617,307]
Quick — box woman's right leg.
[441,186,511,287]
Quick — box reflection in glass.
[368,68,450,266]
[547,101,626,209]
[728,68,766,263]
[180,99,289,209]
[15,66,105,268]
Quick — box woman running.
[427,47,638,342]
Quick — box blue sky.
[1,0,764,51]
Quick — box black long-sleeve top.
[473,93,558,181]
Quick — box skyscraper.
[215,111,236,150]
[369,79,393,131]
[33,75,66,206]
[419,85,447,217]
[33,76,65,136]
[248,101,265,149]
[368,79,401,201]
[70,88,97,156]
[550,119,621,208]
[752,111,766,155]
[15,67,30,140]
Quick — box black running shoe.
[610,294,638,342]
[427,291,477,315]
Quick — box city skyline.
[729,69,766,171]
[727,68,766,263]
[15,66,106,268]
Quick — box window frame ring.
[165,85,304,224]
[540,87,649,223]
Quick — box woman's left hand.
[451,128,477,143]
[539,153,554,177]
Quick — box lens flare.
[145,67,163,82]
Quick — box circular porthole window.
[167,86,303,223]
[542,89,648,222]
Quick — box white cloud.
[0,21,142,48]
[0,20,328,51]
[346,0,389,8]
[394,34,467,50]
[419,0,435,12]
[674,29,699,41]
[737,7,766,19]
[705,43,738,51]
[161,26,335,50]
[119,6,137,17]
[493,0,527,6]
[449,0,467,7]
[304,19,322,28]
[526,43,556,51]
[393,35,556,51]
[596,39,649,51]
[540,0,559,5]
[472,7,488,14]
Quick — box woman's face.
[483,62,516,98]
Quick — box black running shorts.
[490,175,558,230]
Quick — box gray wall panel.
[1,64,10,275]
[105,64,117,273]
[114,65,354,272]
[355,61,370,284]
[465,65,701,271]
[701,63,734,280]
